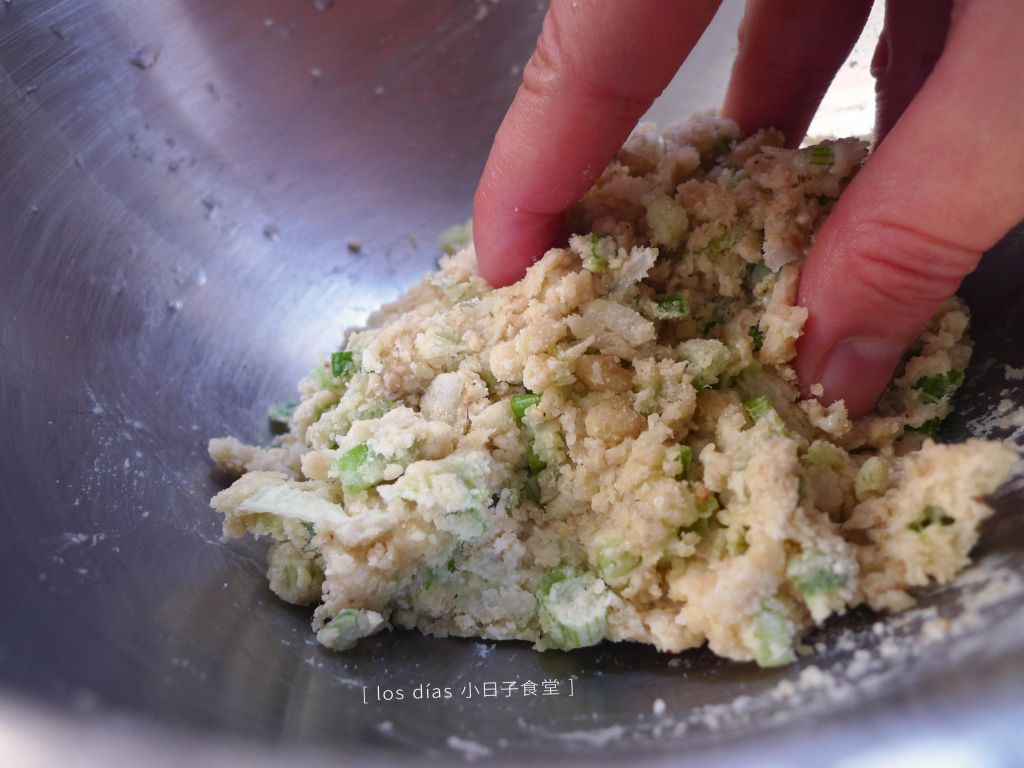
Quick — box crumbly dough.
[209,113,1017,666]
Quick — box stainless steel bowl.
[2,1,1023,765]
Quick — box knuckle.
[735,25,846,93]
[522,16,563,99]
[846,217,980,312]
[745,53,838,95]
[521,7,651,119]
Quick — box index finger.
[473,0,722,286]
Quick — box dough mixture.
[209,113,1016,666]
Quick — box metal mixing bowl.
[2,1,1023,765]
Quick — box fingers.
[871,0,952,141]
[473,0,722,286]
[721,0,873,146]
[796,0,1024,417]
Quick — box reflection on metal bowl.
[1,1,1023,765]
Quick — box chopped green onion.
[644,194,689,249]
[523,475,542,502]
[748,325,764,352]
[584,233,608,273]
[748,263,773,285]
[804,439,840,467]
[807,145,833,166]
[536,567,609,650]
[447,507,488,540]
[727,527,749,557]
[281,563,297,591]
[653,294,689,319]
[747,598,797,668]
[697,298,735,336]
[677,445,694,474]
[510,393,542,425]
[422,567,438,589]
[787,552,845,596]
[908,418,942,438]
[908,504,955,533]
[512,393,548,496]
[665,444,693,478]
[743,395,773,422]
[744,396,788,434]
[444,282,485,305]
[268,401,298,434]
[316,609,385,652]
[438,218,473,255]
[525,441,547,474]
[331,350,355,378]
[913,369,964,404]
[678,338,731,389]
[309,365,334,390]
[734,365,814,439]
[695,226,744,255]
[685,515,715,539]
[597,543,641,588]
[854,456,889,501]
[696,490,719,518]
[334,443,386,493]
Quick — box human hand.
[472,0,1024,416]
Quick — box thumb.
[796,0,1024,417]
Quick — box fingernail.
[818,337,906,414]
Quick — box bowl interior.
[1,1,1023,765]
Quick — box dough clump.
[209,113,1017,666]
